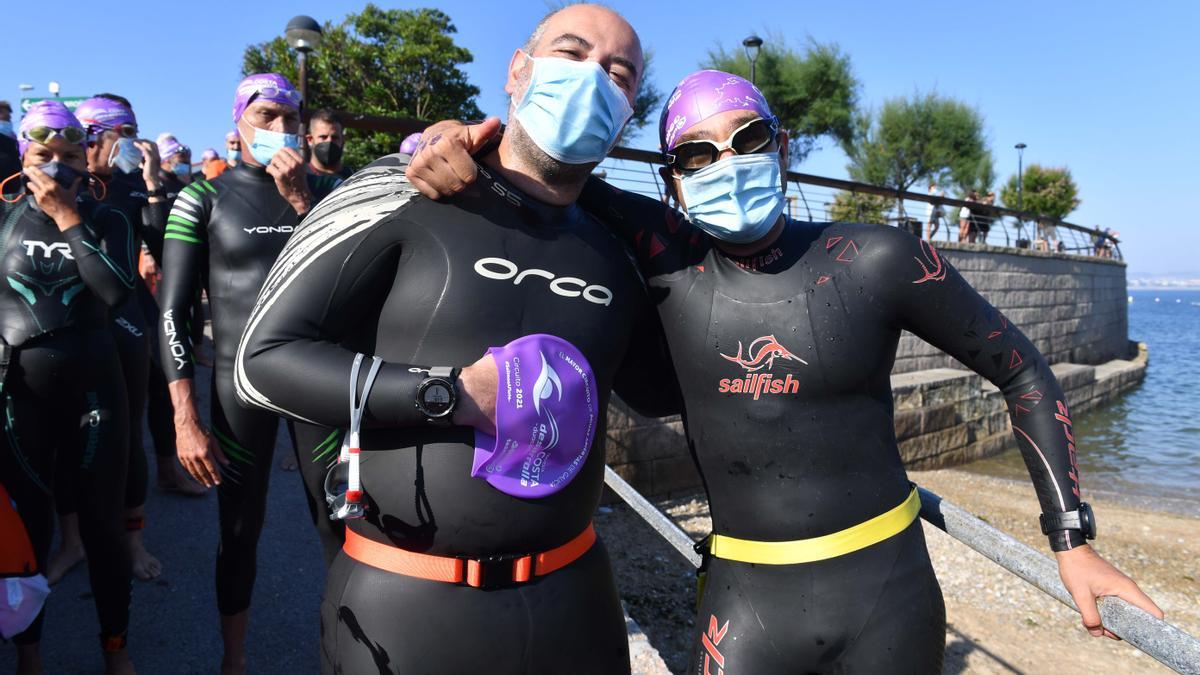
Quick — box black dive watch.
[415,367,460,425]
[1039,502,1096,540]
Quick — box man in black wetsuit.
[234,6,675,673]
[46,94,193,586]
[409,70,1163,672]
[0,99,137,674]
[157,73,341,674]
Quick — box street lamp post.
[743,35,763,84]
[1015,143,1027,213]
[285,15,324,153]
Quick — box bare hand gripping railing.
[604,467,1200,674]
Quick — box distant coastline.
[1129,279,1200,289]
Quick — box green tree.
[243,5,483,170]
[828,191,890,225]
[999,164,1080,220]
[629,49,664,135]
[844,91,991,196]
[703,38,859,165]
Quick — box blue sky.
[2,0,1194,276]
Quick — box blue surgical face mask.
[109,137,143,173]
[513,53,634,165]
[244,125,299,165]
[0,120,14,139]
[679,152,786,244]
[172,162,191,176]
[227,149,241,163]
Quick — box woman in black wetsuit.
[0,100,137,674]
[409,70,1162,673]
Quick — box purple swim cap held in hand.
[659,70,775,152]
[232,73,302,123]
[472,334,599,499]
[74,97,137,135]
[17,100,85,156]
[399,132,422,155]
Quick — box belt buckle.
[461,552,534,590]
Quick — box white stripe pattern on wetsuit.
[233,158,419,422]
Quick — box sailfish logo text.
[718,335,807,399]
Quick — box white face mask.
[108,137,143,173]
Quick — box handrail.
[330,112,1120,255]
[607,146,1119,250]
[604,467,1200,673]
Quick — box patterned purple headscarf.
[658,70,774,152]
[74,96,137,136]
[17,100,85,156]
[231,73,302,123]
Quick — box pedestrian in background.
[0,101,19,193]
[307,109,351,179]
[925,183,944,240]
[958,190,979,242]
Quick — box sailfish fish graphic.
[720,335,809,372]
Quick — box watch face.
[422,382,454,416]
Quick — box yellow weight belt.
[708,486,921,565]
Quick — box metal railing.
[604,467,1200,673]
[599,146,1122,261]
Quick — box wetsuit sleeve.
[875,230,1084,551]
[157,181,212,382]
[611,288,684,418]
[61,204,137,308]
[140,199,167,262]
[235,165,441,428]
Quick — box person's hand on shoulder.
[267,147,313,216]
[1056,544,1163,639]
[404,117,502,200]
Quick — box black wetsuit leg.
[690,521,945,674]
[210,371,281,615]
[113,291,151,512]
[289,422,344,566]
[1,330,131,644]
[322,541,629,674]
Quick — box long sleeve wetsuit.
[578,180,1086,673]
[51,170,171,525]
[156,161,341,614]
[234,155,672,674]
[0,196,135,647]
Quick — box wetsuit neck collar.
[715,216,801,274]
[471,158,581,225]
[233,161,271,180]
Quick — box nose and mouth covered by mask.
[312,142,343,167]
[108,137,143,174]
[513,53,634,165]
[679,152,786,245]
[24,161,87,198]
[242,124,300,166]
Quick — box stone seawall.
[604,247,1141,497]
[894,243,1129,373]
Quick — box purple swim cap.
[201,148,219,161]
[232,73,302,123]
[17,100,85,156]
[659,70,775,152]
[225,130,239,142]
[75,96,137,135]
[399,132,422,155]
[157,135,186,160]
[471,334,599,499]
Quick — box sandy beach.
[597,468,1200,674]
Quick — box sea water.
[966,289,1200,512]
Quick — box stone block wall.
[894,244,1129,373]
